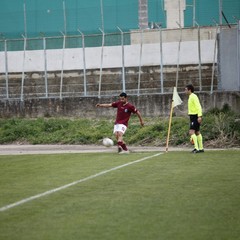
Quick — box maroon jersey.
[111,101,138,127]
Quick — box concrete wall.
[130,26,218,44]
[0,40,216,73]
[0,64,218,99]
[0,91,239,118]
[164,0,185,28]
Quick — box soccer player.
[185,84,204,153]
[96,92,144,154]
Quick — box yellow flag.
[172,87,182,107]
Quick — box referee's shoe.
[192,149,200,153]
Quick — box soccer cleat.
[191,149,200,154]
[199,149,204,153]
[119,150,130,154]
[118,146,123,153]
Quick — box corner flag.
[166,87,183,152]
[172,87,183,107]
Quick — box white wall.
[164,0,186,28]
[0,40,216,73]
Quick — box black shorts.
[189,114,200,132]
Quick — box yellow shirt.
[188,93,202,117]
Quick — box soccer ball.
[102,137,114,147]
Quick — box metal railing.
[0,26,224,100]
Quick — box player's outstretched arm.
[136,110,144,127]
[96,103,112,108]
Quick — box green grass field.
[0,150,239,240]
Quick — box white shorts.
[113,124,127,134]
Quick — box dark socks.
[118,141,128,151]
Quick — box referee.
[185,84,204,153]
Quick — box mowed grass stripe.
[0,152,154,207]
[0,150,239,240]
[0,152,162,212]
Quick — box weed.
[0,106,239,148]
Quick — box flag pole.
[166,87,183,152]
[166,99,174,152]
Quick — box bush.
[0,105,239,148]
[203,105,240,147]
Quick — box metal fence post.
[176,22,182,89]
[117,27,126,93]
[60,32,66,99]
[43,37,48,98]
[23,1,27,38]
[195,21,202,91]
[211,23,219,94]
[21,35,27,101]
[156,24,164,94]
[4,40,9,99]
[98,28,105,98]
[63,1,67,35]
[78,30,87,97]
[137,29,143,96]
[100,0,105,32]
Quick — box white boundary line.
[0,153,163,212]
